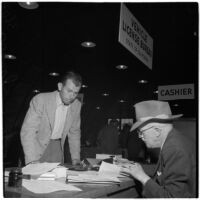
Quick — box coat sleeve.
[142,147,193,198]
[20,94,44,164]
[68,102,81,162]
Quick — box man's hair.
[60,71,82,87]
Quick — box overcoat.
[142,129,196,197]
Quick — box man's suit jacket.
[142,129,196,198]
[20,91,81,164]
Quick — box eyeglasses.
[137,126,154,138]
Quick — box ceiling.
[2,2,198,122]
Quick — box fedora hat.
[130,100,183,132]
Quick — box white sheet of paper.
[22,162,60,175]
[67,174,120,183]
[98,161,128,178]
[23,179,82,193]
[99,161,120,174]
[51,167,67,178]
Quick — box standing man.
[121,100,196,197]
[20,71,82,165]
[97,119,119,154]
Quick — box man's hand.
[26,160,40,165]
[72,159,81,166]
[121,162,150,185]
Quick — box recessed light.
[96,106,100,110]
[102,93,109,96]
[173,104,179,107]
[18,2,39,9]
[81,41,96,48]
[138,80,148,84]
[33,89,40,93]
[4,54,16,60]
[49,72,59,77]
[119,99,125,103]
[82,84,88,88]
[116,65,128,70]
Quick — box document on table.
[98,161,128,178]
[22,162,60,175]
[67,173,120,184]
[23,179,82,193]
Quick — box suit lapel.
[46,91,57,130]
[153,150,162,177]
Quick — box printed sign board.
[119,3,153,69]
[158,84,195,100]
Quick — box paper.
[99,161,121,174]
[67,174,120,184]
[98,161,128,178]
[22,162,60,175]
[51,166,67,178]
[37,172,56,180]
[23,179,82,193]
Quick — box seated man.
[121,100,196,198]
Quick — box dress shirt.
[51,92,69,139]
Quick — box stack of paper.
[66,173,120,184]
[98,161,130,178]
[22,162,60,175]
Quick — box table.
[4,177,138,198]
[4,164,155,198]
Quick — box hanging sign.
[118,3,153,69]
[158,84,195,100]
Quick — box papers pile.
[22,162,60,175]
[66,173,120,184]
[65,161,128,184]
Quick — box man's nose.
[70,92,76,98]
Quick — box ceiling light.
[116,65,128,70]
[119,99,125,103]
[81,41,96,48]
[173,104,179,107]
[4,54,16,60]
[102,93,109,96]
[96,106,100,110]
[49,72,59,77]
[18,2,39,9]
[153,90,158,94]
[33,89,40,93]
[138,80,148,84]
[82,84,88,88]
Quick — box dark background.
[2,2,198,166]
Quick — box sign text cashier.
[158,84,194,100]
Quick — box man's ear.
[58,82,62,91]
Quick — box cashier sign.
[158,84,194,100]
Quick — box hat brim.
[130,114,183,132]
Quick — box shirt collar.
[56,91,64,107]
